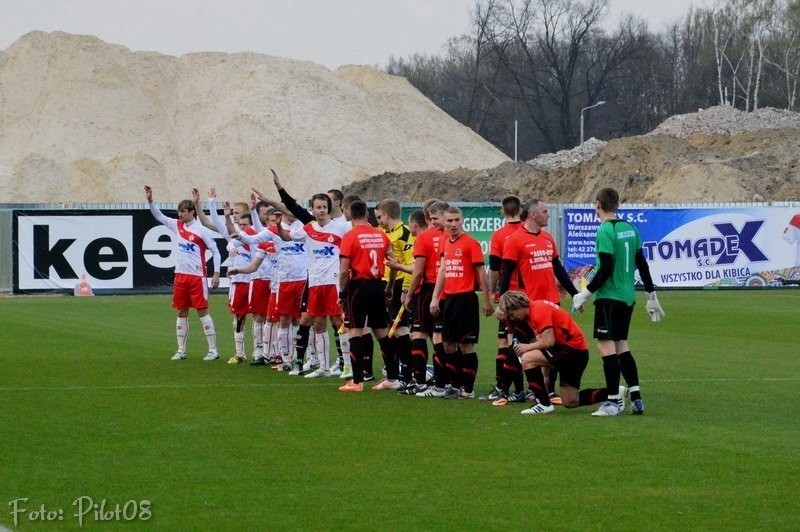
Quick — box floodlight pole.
[580,100,606,146]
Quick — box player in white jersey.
[145,186,221,361]
[233,211,308,370]
[285,193,350,377]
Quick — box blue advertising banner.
[564,208,800,287]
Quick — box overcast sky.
[0,0,699,69]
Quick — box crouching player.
[498,291,611,415]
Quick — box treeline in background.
[385,0,800,159]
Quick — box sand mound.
[0,31,508,204]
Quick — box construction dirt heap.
[0,32,508,204]
[2,32,799,206]
[347,105,800,204]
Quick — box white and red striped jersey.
[226,240,254,284]
[290,219,350,287]
[149,203,220,277]
[241,221,307,284]
[240,226,274,281]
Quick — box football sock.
[348,336,364,384]
[199,315,217,353]
[176,317,188,353]
[377,336,399,380]
[524,367,551,406]
[234,330,245,355]
[332,327,343,368]
[252,319,264,357]
[338,332,350,369]
[602,354,622,398]
[495,347,508,387]
[264,320,276,358]
[510,355,524,393]
[446,348,463,389]
[278,327,291,363]
[579,388,608,406]
[363,334,375,376]
[295,324,311,364]
[395,334,412,382]
[547,367,559,395]
[410,338,429,384]
[461,351,478,393]
[314,330,330,370]
[618,351,642,400]
[433,342,446,387]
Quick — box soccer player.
[493,198,578,404]
[429,206,494,399]
[374,199,415,386]
[573,187,665,416]
[480,195,524,402]
[404,200,448,396]
[231,210,308,371]
[284,193,350,377]
[498,291,610,415]
[224,212,256,364]
[144,185,221,361]
[338,201,398,392]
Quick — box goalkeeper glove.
[572,288,592,312]
[645,292,665,323]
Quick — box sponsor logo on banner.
[564,208,800,287]
[14,211,230,292]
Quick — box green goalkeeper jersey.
[593,218,641,305]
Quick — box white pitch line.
[0,376,798,393]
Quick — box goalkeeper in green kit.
[572,187,665,416]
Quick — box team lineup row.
[144,172,665,416]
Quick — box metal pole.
[514,120,518,162]
[579,100,606,146]
[580,113,585,146]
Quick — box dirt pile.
[0,31,508,204]
[346,106,800,203]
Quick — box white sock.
[176,317,188,353]
[339,332,350,366]
[253,320,264,357]
[200,315,217,353]
[314,330,330,370]
[278,327,291,363]
[264,321,276,358]
[234,330,245,355]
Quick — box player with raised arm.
[572,187,665,416]
[144,185,221,361]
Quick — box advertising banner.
[13,210,232,293]
[564,207,800,287]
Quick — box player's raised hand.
[270,168,282,189]
[144,185,153,203]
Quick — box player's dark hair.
[239,213,252,224]
[422,198,440,218]
[408,209,427,228]
[428,201,450,216]
[327,189,344,203]
[349,201,368,219]
[342,194,361,208]
[501,195,521,216]
[596,188,619,212]
[311,193,333,213]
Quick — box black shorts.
[593,299,634,341]
[410,283,436,336]
[385,279,409,327]
[441,292,479,345]
[542,348,589,389]
[347,279,389,330]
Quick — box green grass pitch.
[1,290,799,530]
